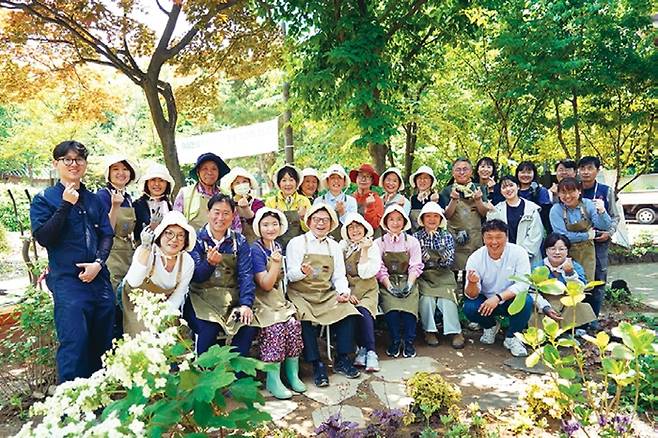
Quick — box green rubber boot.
[266,362,293,400]
[283,357,307,393]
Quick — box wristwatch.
[94,258,105,268]
[495,293,504,304]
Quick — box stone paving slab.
[374,356,446,383]
[259,400,298,421]
[312,405,366,428]
[503,356,549,375]
[608,263,658,310]
[457,367,525,411]
[370,381,413,410]
[302,373,370,406]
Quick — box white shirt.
[338,240,381,279]
[286,231,351,295]
[125,246,195,313]
[465,243,530,299]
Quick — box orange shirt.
[353,190,384,231]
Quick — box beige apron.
[417,248,458,302]
[447,196,483,271]
[529,292,596,330]
[344,247,379,318]
[122,254,183,337]
[278,209,303,251]
[187,188,211,231]
[286,237,359,325]
[252,244,297,328]
[189,245,243,336]
[239,217,258,244]
[564,204,595,281]
[379,245,420,317]
[107,204,136,293]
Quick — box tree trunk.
[369,143,388,173]
[553,98,570,157]
[571,91,581,161]
[403,121,418,183]
[282,81,294,165]
[142,78,185,195]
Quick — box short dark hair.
[499,175,519,187]
[544,232,571,250]
[154,225,190,250]
[259,211,281,228]
[482,219,508,235]
[555,159,577,172]
[578,156,601,169]
[475,157,498,180]
[53,140,89,160]
[453,157,472,168]
[277,166,300,186]
[207,193,235,211]
[515,161,538,181]
[557,177,581,193]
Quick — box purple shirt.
[375,232,424,282]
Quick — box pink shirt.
[375,232,424,282]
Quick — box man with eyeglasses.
[30,140,115,383]
[285,203,361,387]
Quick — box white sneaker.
[479,322,500,344]
[503,337,528,357]
[574,329,587,338]
[467,322,481,331]
[353,347,367,367]
[365,350,380,372]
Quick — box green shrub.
[405,372,461,424]
[0,183,33,232]
[0,222,9,253]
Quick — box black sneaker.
[403,341,416,358]
[313,361,329,387]
[334,356,361,379]
[386,340,401,358]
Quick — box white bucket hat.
[221,166,258,193]
[304,202,340,233]
[409,165,436,189]
[380,204,411,232]
[272,164,303,189]
[139,163,175,193]
[252,207,289,238]
[340,212,374,241]
[321,164,349,189]
[103,154,138,184]
[153,211,197,252]
[381,167,405,191]
[417,202,447,229]
[301,167,320,183]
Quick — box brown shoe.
[424,331,439,347]
[451,333,465,349]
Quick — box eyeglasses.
[546,246,568,253]
[163,230,186,242]
[311,216,331,224]
[454,168,470,173]
[57,157,86,166]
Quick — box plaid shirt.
[413,228,455,269]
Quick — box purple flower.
[612,414,632,434]
[562,419,581,437]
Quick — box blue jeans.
[301,317,355,363]
[384,310,417,344]
[463,293,533,338]
[355,306,376,351]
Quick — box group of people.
[30,140,619,400]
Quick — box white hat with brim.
[139,163,175,192]
[321,164,349,189]
[221,166,258,193]
[409,165,436,189]
[103,154,139,184]
[272,164,303,189]
[153,211,197,252]
[417,202,447,229]
[340,212,374,241]
[304,202,340,233]
[380,204,412,232]
[301,167,321,182]
[381,167,405,191]
[252,207,289,238]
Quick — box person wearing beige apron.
[375,205,424,359]
[299,167,321,202]
[220,167,264,244]
[133,163,174,245]
[174,152,231,232]
[409,165,441,232]
[413,202,465,349]
[549,177,611,283]
[440,159,491,273]
[251,208,306,399]
[339,213,382,372]
[286,203,361,387]
[183,194,258,356]
[529,233,595,330]
[314,164,358,242]
[265,165,311,251]
[381,167,412,216]
[122,211,195,337]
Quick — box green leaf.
[149,399,182,428]
[229,356,266,376]
[537,279,567,295]
[557,367,577,379]
[229,377,265,405]
[560,294,585,307]
[193,369,236,402]
[525,349,542,368]
[196,345,239,368]
[170,342,187,357]
[556,338,579,348]
[583,280,605,291]
[612,322,656,356]
[192,399,213,427]
[606,343,635,361]
[543,344,560,366]
[542,316,559,340]
[507,290,528,315]
[179,370,199,391]
[530,266,550,283]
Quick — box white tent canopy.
[177,118,279,163]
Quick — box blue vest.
[582,182,610,212]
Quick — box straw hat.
[252,207,289,238]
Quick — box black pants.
[301,317,355,363]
